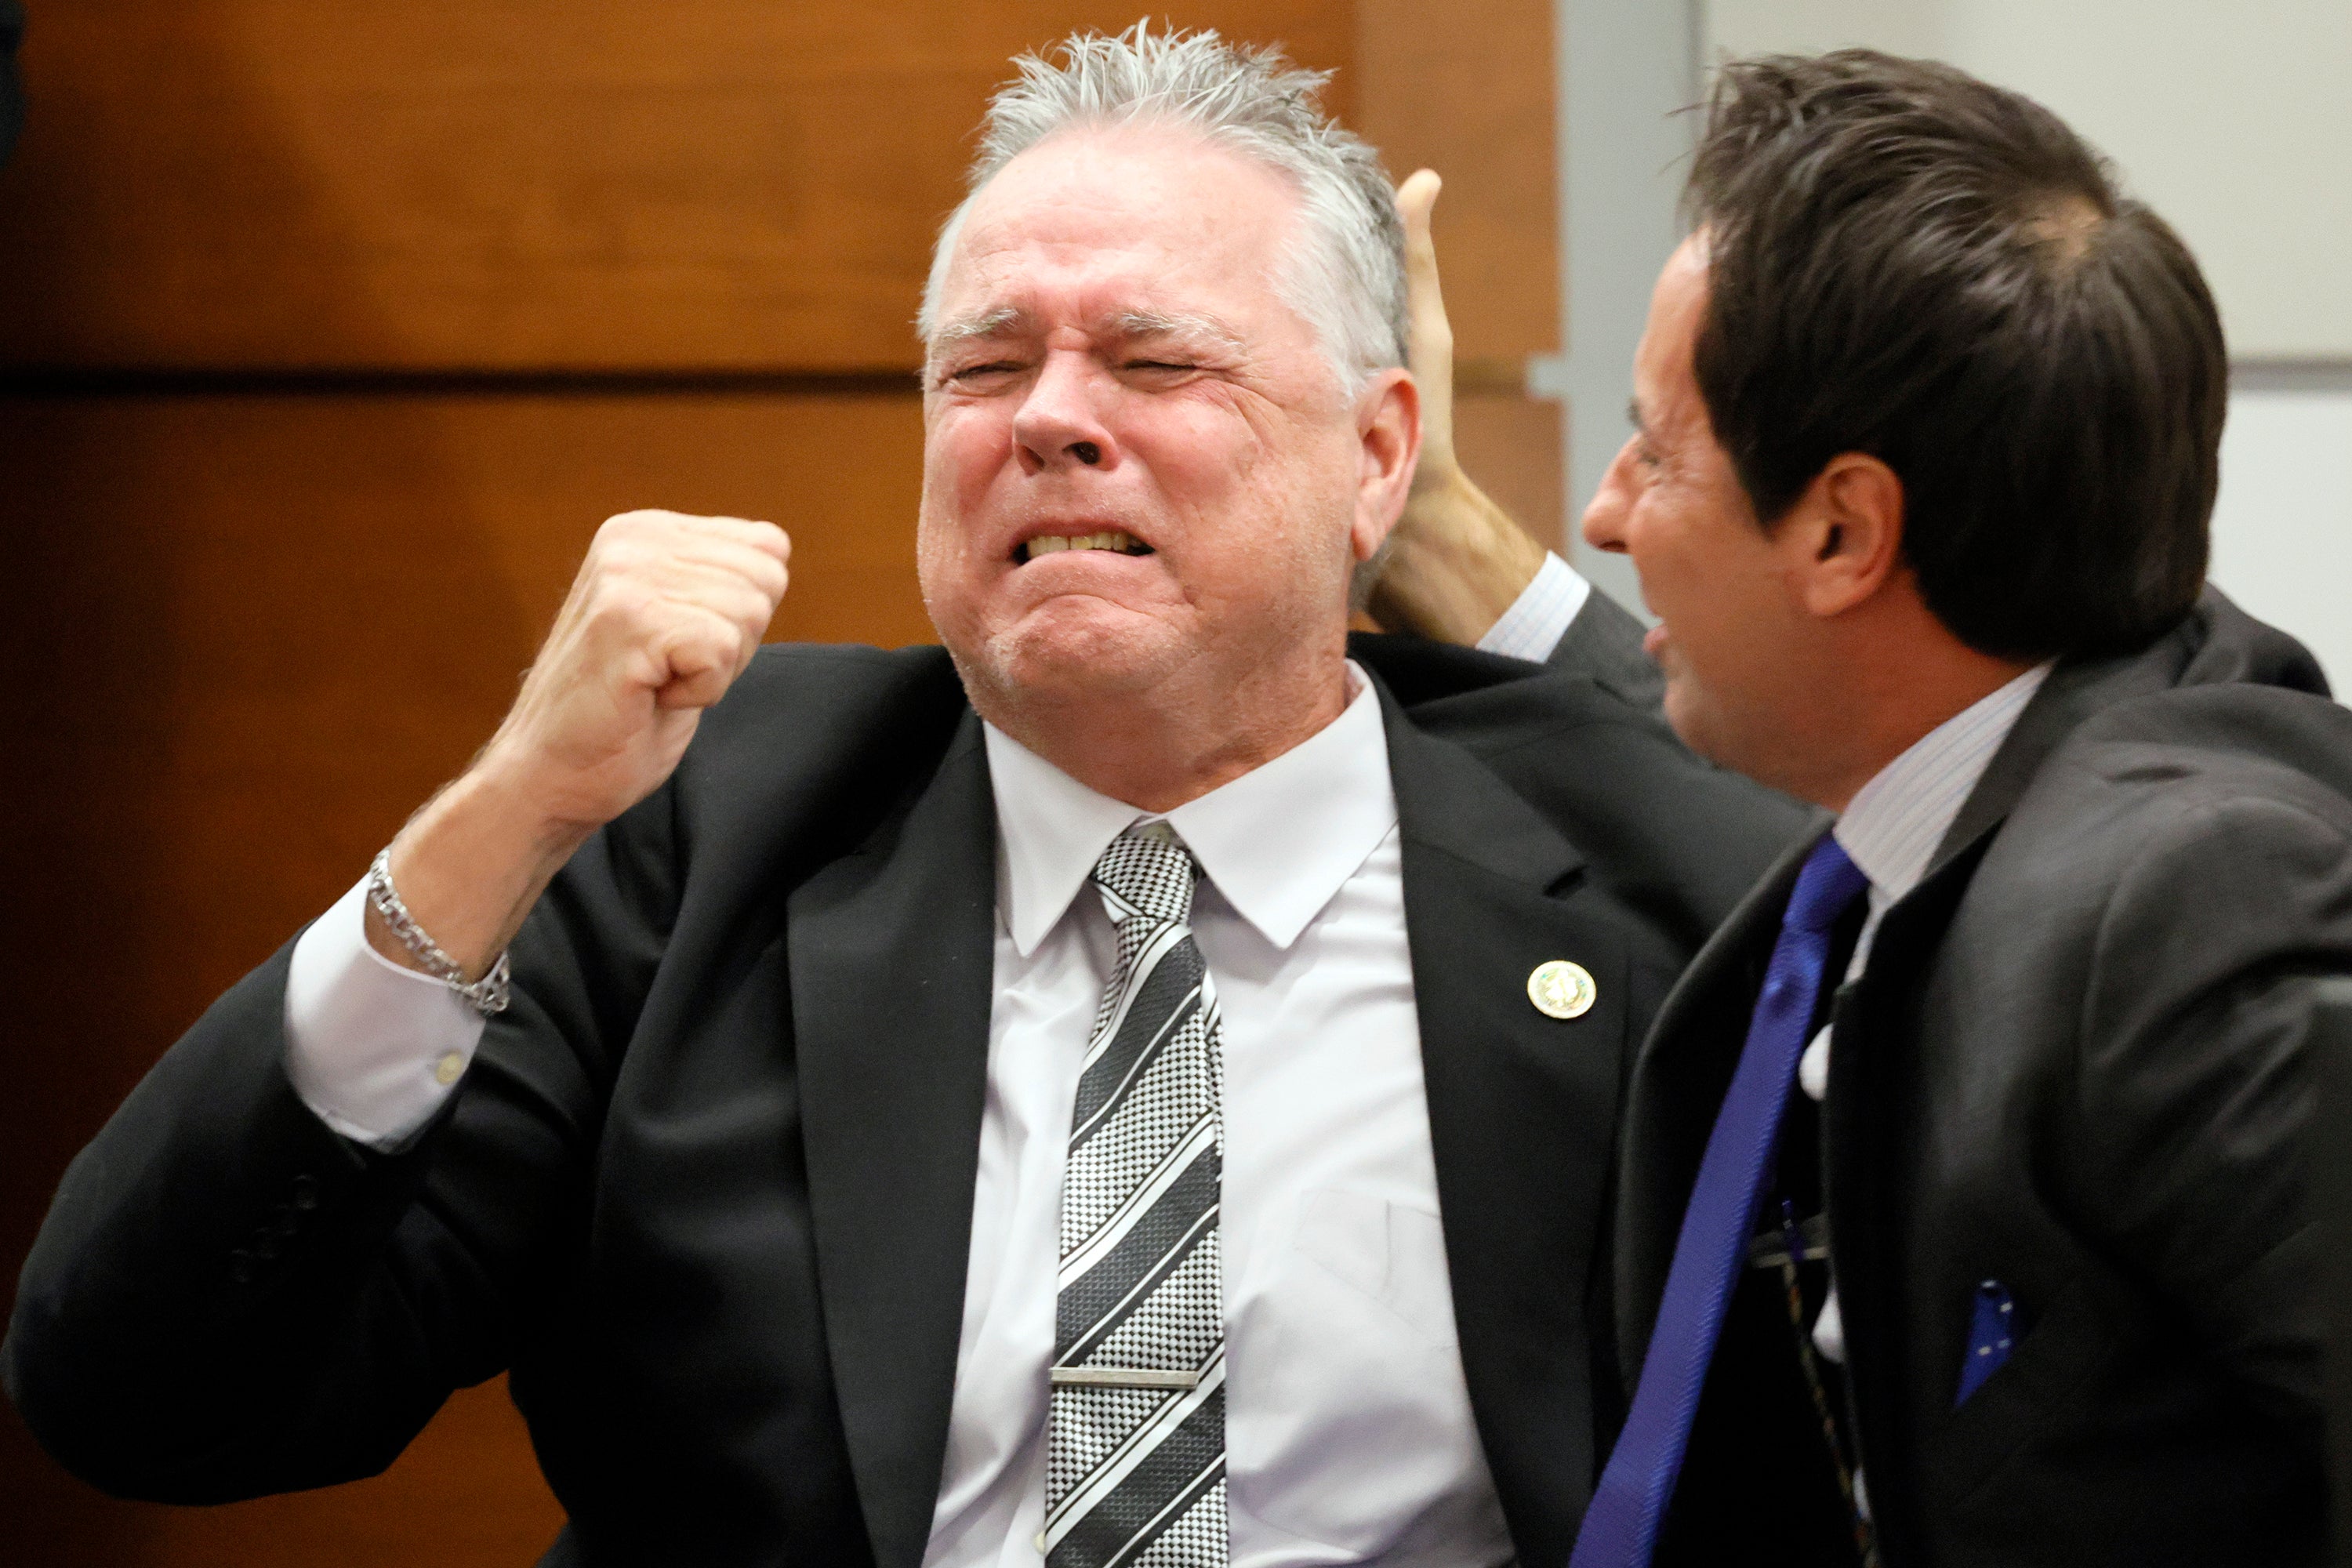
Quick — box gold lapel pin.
[1527,960,1598,1020]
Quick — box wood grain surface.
[0,2,1350,372]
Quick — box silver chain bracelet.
[365,848,513,1016]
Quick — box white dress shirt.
[1799,661,2053,1364]
[285,663,1529,1568]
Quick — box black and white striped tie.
[1044,822,1227,1568]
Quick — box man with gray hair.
[5,27,1797,1566]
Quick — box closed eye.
[935,359,1028,391]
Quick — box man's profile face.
[916,125,1393,716]
[1581,236,1813,783]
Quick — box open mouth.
[1013,530,1156,564]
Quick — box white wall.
[2212,380,2352,687]
[1555,0,1698,615]
[1692,0,2352,685]
[1701,0,2352,361]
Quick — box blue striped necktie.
[1572,834,1869,1568]
[1045,823,1228,1568]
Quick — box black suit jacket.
[1544,587,1664,712]
[5,634,1801,1566]
[1615,590,2352,1566]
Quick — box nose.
[1011,350,1118,476]
[1580,436,1639,554]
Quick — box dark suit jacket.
[1614,590,2352,1566]
[2310,981,2352,1568]
[5,634,1802,1567]
[1545,586,1664,712]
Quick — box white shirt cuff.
[284,875,488,1151]
[1475,551,1592,663]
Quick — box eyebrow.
[927,307,1023,349]
[924,306,1246,354]
[1111,310,1244,351]
[1625,397,1646,434]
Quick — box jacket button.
[252,1233,281,1261]
[291,1174,320,1210]
[229,1252,256,1286]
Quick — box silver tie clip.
[1050,1367,1201,1390]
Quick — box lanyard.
[1775,1198,1880,1568]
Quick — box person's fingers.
[1397,170,1451,371]
[651,602,760,711]
[610,514,789,591]
[664,514,792,571]
[641,542,791,617]
[1398,171,1442,302]
[1395,169,1456,477]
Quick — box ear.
[1350,367,1421,564]
[1779,452,1905,619]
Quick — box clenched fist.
[371,510,789,978]
[481,510,791,831]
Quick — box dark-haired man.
[1385,49,2352,1568]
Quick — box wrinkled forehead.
[1634,236,1715,426]
[931,126,1308,339]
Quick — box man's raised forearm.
[1368,470,1549,645]
[364,509,789,984]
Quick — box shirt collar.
[982,664,1398,956]
[1835,662,2053,906]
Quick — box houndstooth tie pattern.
[1044,822,1228,1568]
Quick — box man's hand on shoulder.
[372,510,790,978]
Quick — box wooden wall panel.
[0,388,929,1103]
[1452,391,1567,556]
[2,1381,559,1568]
[0,2,1352,371]
[1352,0,1558,361]
[0,391,926,1563]
[1352,0,1565,547]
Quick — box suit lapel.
[1379,683,1636,1564]
[788,713,998,1568]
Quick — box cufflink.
[1527,960,1597,1019]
